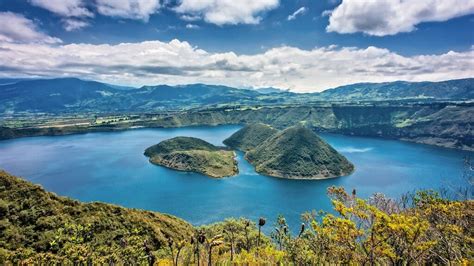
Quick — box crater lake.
[0,125,471,230]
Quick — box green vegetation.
[0,170,193,264]
[223,123,278,151]
[1,170,472,264]
[144,137,238,178]
[224,123,354,179]
[245,125,354,179]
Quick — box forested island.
[144,137,238,178]
[225,124,354,179]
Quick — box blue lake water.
[0,125,472,230]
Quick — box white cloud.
[63,19,90,31]
[0,39,472,92]
[180,14,200,21]
[326,0,474,36]
[175,0,279,25]
[185,23,199,29]
[95,0,161,21]
[0,12,62,44]
[287,7,307,21]
[29,0,93,17]
[29,0,92,31]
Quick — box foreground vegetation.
[0,171,193,264]
[144,137,238,178]
[1,170,472,264]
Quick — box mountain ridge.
[1,77,472,114]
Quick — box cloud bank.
[0,39,472,92]
[326,0,474,36]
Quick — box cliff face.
[2,104,472,151]
[142,105,473,151]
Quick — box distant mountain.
[140,83,260,103]
[0,77,472,114]
[254,87,288,94]
[107,84,137,90]
[0,78,121,113]
[245,125,354,179]
[223,123,278,151]
[316,78,474,101]
[0,78,30,85]
[0,78,263,113]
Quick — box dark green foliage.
[223,123,278,151]
[224,123,354,179]
[144,136,219,156]
[246,125,354,179]
[0,171,193,264]
[144,137,238,178]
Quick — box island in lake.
[144,136,238,178]
[225,124,354,179]
[223,123,278,152]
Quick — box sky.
[0,0,473,92]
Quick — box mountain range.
[0,77,472,114]
[317,79,474,101]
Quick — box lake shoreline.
[1,121,472,152]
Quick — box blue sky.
[0,0,473,91]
